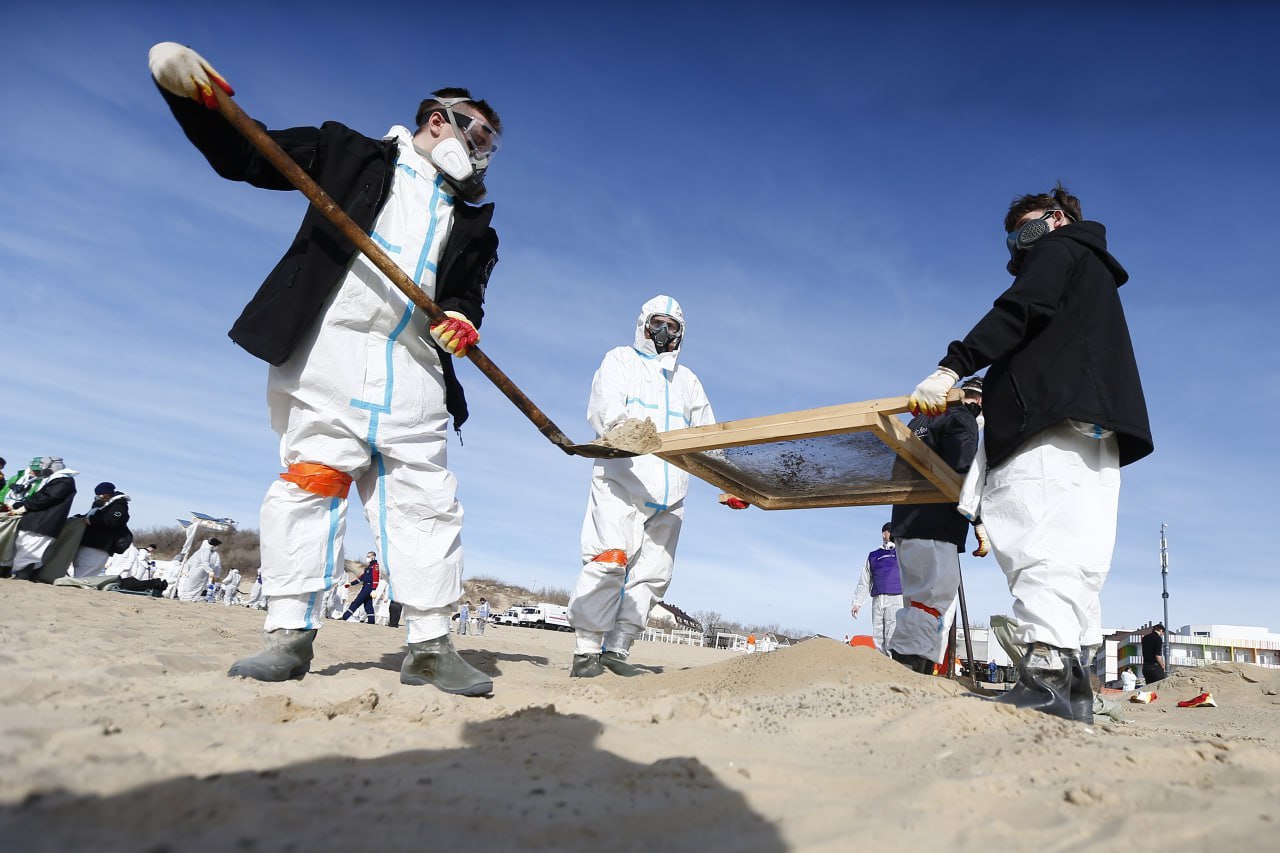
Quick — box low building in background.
[1104,623,1280,686]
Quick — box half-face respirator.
[1005,208,1064,275]
[417,97,500,203]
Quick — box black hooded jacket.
[157,87,499,428]
[939,222,1153,469]
[891,405,978,549]
[80,494,132,553]
[16,475,77,538]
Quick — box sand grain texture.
[0,582,1276,851]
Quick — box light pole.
[1160,523,1170,662]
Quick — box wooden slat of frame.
[654,394,966,510]
[654,392,961,455]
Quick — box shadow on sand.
[0,707,785,852]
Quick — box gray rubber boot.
[228,629,316,681]
[570,653,605,678]
[400,635,492,696]
[994,643,1075,721]
[600,651,645,677]
[1067,650,1094,724]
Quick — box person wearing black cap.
[851,523,903,654]
[69,482,133,578]
[886,380,983,675]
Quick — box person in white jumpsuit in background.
[177,538,222,602]
[220,567,243,606]
[148,43,501,696]
[568,296,740,678]
[245,571,266,609]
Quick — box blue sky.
[3,2,1277,640]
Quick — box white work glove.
[430,311,479,357]
[148,42,234,110]
[972,522,990,557]
[908,366,958,417]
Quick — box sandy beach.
[0,581,1276,851]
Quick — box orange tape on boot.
[280,462,353,499]
[591,549,628,566]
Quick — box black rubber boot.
[400,636,492,696]
[600,651,645,677]
[890,650,936,675]
[994,643,1075,721]
[228,629,316,681]
[570,653,605,678]
[1067,650,1094,724]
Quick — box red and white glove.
[972,522,990,557]
[430,311,479,357]
[148,42,234,110]
[908,366,958,417]
[724,497,750,510]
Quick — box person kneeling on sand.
[566,296,745,678]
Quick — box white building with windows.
[1105,623,1280,685]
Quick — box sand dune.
[0,581,1275,851]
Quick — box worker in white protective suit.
[220,568,243,606]
[177,538,222,602]
[244,571,266,609]
[149,43,500,696]
[567,295,743,678]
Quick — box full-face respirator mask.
[646,315,682,353]
[414,97,500,203]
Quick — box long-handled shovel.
[210,87,635,459]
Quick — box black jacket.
[939,222,1153,468]
[158,88,499,428]
[80,494,132,553]
[891,405,978,549]
[16,475,77,538]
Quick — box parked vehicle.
[495,603,571,631]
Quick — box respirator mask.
[1005,208,1065,275]
[416,97,500,203]
[646,315,682,353]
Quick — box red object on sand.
[849,635,876,649]
[1177,692,1217,708]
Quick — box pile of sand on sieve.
[593,417,662,454]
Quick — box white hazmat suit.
[178,540,222,602]
[220,568,243,606]
[568,296,715,658]
[257,129,466,643]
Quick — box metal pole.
[1160,523,1170,663]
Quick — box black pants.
[119,577,168,594]
[388,601,403,628]
[1142,663,1165,684]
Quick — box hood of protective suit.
[632,295,685,371]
